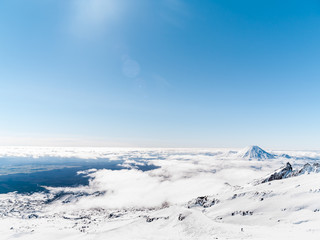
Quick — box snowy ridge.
[260,162,320,184]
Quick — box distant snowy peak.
[238,146,275,160]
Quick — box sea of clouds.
[1,146,319,212]
[3,146,306,210]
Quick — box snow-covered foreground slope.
[1,146,320,239]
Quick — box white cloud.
[34,148,298,209]
[65,168,225,209]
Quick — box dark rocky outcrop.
[262,162,293,183]
[261,162,320,184]
[187,196,219,208]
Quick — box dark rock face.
[187,196,219,208]
[261,162,320,184]
[144,216,169,222]
[231,210,253,216]
[178,213,186,221]
[262,162,293,183]
[298,163,320,175]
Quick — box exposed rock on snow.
[262,162,293,183]
[144,216,169,222]
[298,163,320,175]
[261,162,320,183]
[187,196,219,208]
[231,210,253,216]
[178,210,191,221]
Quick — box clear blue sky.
[0,0,320,149]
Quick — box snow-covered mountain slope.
[238,145,275,160]
[1,147,320,239]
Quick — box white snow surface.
[1,146,320,239]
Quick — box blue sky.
[0,0,320,149]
